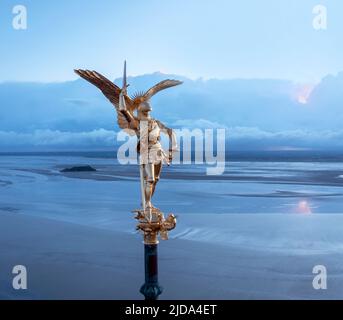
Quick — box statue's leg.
[152,162,162,197]
[144,163,155,209]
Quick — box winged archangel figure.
[74,62,182,224]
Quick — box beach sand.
[1,154,343,299]
[1,211,342,300]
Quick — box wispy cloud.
[1,126,342,150]
[173,119,227,129]
[0,129,116,147]
[64,98,90,106]
[228,127,343,141]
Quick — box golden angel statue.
[74,62,181,243]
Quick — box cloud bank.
[1,72,343,151]
[1,126,343,151]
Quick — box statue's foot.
[148,203,160,210]
[144,203,163,223]
[145,201,153,210]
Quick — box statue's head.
[126,61,182,121]
[137,101,152,120]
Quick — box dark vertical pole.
[140,244,163,300]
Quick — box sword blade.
[122,60,127,91]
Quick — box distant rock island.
[60,165,96,173]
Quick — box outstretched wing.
[144,80,183,100]
[74,69,136,132]
[132,79,183,106]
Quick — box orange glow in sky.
[296,85,314,105]
[296,200,312,214]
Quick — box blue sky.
[0,0,342,83]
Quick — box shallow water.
[1,152,343,229]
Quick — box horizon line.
[1,70,339,86]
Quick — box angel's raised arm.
[119,90,139,130]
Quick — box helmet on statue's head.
[137,101,152,120]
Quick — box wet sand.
[0,211,343,299]
[1,154,343,299]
